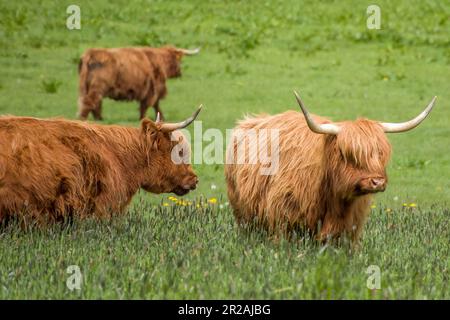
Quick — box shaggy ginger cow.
[78,46,199,121]
[225,93,437,242]
[0,107,201,223]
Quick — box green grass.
[0,0,449,299]
[0,201,448,299]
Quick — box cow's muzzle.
[356,177,387,194]
[172,176,198,196]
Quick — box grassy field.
[0,0,449,299]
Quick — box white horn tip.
[293,90,303,102]
[181,47,201,55]
[193,104,203,118]
[380,96,438,133]
[426,96,438,113]
[293,90,307,110]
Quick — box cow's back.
[0,117,129,221]
[81,48,156,101]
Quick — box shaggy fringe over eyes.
[336,119,391,171]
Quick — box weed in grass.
[41,79,62,94]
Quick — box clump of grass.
[70,52,81,65]
[41,79,62,94]
[133,31,166,46]
[225,62,247,76]
[28,35,44,49]
[394,158,432,170]
[377,71,406,82]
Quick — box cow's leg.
[139,100,150,120]
[92,100,103,121]
[77,96,91,120]
[153,100,164,121]
[78,92,102,121]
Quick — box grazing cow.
[225,93,437,242]
[77,46,200,121]
[0,106,202,224]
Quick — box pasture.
[0,0,449,299]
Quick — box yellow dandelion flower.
[402,203,408,207]
[208,198,217,204]
[370,204,376,209]
[409,203,417,207]
[163,202,169,207]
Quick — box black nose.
[190,177,198,190]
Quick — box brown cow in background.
[77,46,199,121]
[0,106,201,224]
[225,93,436,243]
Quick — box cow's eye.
[179,149,184,158]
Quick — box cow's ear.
[174,50,184,61]
[141,118,161,150]
[140,118,158,135]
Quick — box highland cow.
[225,93,437,242]
[0,106,201,224]
[78,46,200,121]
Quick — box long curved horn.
[294,91,341,135]
[380,97,437,133]
[176,47,200,55]
[159,105,202,132]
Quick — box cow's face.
[140,119,198,196]
[160,48,183,78]
[328,120,391,198]
[293,91,436,199]
[157,46,200,78]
